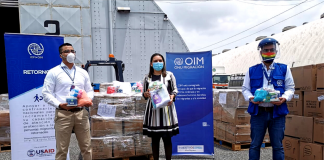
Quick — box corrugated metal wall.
[212,18,324,75]
[18,0,189,83]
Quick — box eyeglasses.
[261,48,275,53]
[62,50,76,54]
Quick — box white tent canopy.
[212,18,324,75]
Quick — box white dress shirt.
[42,62,94,108]
[242,62,295,107]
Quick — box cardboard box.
[222,108,250,125]
[215,121,226,140]
[0,110,10,127]
[225,125,251,143]
[113,136,136,158]
[285,115,313,143]
[317,63,324,90]
[300,142,323,160]
[283,136,300,160]
[313,118,324,144]
[288,91,304,116]
[213,120,217,137]
[213,104,222,121]
[91,137,113,159]
[91,117,123,137]
[133,134,152,156]
[291,67,304,89]
[304,91,324,118]
[123,116,143,135]
[302,65,317,91]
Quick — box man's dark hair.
[59,43,72,54]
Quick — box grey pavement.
[0,134,272,160]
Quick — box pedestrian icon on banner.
[34,94,43,102]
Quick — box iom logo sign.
[174,57,204,70]
[28,43,44,59]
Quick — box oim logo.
[28,43,44,56]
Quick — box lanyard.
[262,64,274,86]
[61,66,76,84]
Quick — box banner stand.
[4,33,68,159]
[166,51,214,157]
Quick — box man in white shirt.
[242,38,295,160]
[42,43,94,160]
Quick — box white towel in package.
[148,81,170,109]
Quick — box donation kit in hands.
[253,88,280,102]
[148,81,170,110]
[66,89,92,106]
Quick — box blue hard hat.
[258,38,280,50]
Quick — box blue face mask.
[153,62,164,71]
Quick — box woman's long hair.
[148,53,167,78]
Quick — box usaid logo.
[27,149,35,157]
[28,43,44,59]
[27,149,55,157]
[277,80,283,86]
[174,57,204,70]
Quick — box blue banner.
[166,51,214,156]
[4,33,64,160]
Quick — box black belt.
[58,107,84,112]
[259,107,273,112]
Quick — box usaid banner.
[166,51,214,156]
[4,34,63,159]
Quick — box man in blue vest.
[242,38,295,160]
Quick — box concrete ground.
[0,134,272,160]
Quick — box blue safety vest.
[247,63,289,118]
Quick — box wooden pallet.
[0,143,11,152]
[214,138,271,151]
[93,154,153,160]
[121,154,153,160]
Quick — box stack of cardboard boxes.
[213,90,270,144]
[90,92,152,159]
[0,94,10,144]
[284,63,324,160]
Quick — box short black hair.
[59,43,72,54]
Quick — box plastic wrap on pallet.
[221,108,250,125]
[113,136,136,158]
[214,89,249,121]
[91,116,123,137]
[131,93,147,116]
[0,110,10,127]
[215,121,226,140]
[91,93,136,117]
[91,137,113,159]
[91,93,105,116]
[123,116,144,135]
[0,126,10,143]
[133,134,152,155]
[0,94,9,110]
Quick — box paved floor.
[0,134,272,160]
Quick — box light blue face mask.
[153,62,164,71]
